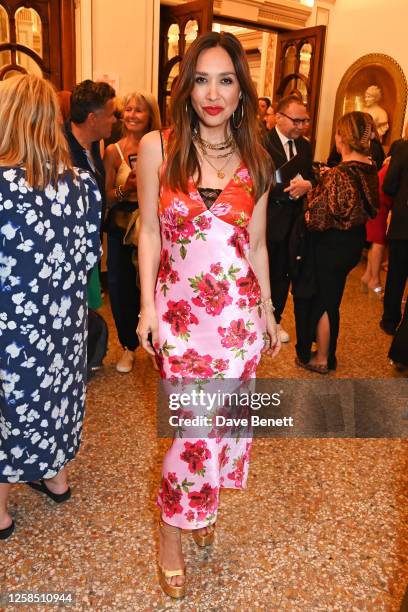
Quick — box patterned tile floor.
[2,261,407,611]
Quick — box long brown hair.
[0,74,73,189]
[165,31,272,201]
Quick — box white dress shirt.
[275,126,297,161]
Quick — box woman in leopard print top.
[294,111,379,373]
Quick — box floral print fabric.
[0,167,101,483]
[156,131,266,529]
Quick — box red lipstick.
[202,106,223,116]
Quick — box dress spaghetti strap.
[115,142,125,162]
[159,131,164,161]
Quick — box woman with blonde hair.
[0,74,101,539]
[137,31,280,597]
[104,91,161,373]
[294,111,379,373]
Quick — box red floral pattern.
[188,482,218,513]
[236,268,261,309]
[158,249,180,296]
[159,475,184,518]
[156,129,264,529]
[217,318,257,359]
[239,355,259,381]
[227,443,252,488]
[162,299,199,338]
[168,348,214,377]
[180,440,211,475]
[190,273,233,316]
[218,444,230,469]
[218,318,250,349]
[227,227,249,258]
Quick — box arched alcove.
[332,54,408,149]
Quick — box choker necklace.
[196,139,236,161]
[194,133,234,151]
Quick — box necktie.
[287,139,294,159]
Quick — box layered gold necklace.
[194,133,236,179]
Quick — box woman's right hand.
[137,308,159,356]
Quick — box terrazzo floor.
[2,261,407,611]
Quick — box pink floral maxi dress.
[156,131,266,529]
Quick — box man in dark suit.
[264,95,315,342]
[380,140,408,335]
[65,79,116,222]
[65,80,116,311]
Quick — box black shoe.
[328,357,338,371]
[27,479,71,503]
[0,520,15,540]
[380,320,397,336]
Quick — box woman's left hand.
[263,310,281,357]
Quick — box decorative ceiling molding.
[214,0,312,29]
[160,0,313,29]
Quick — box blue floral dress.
[0,167,101,483]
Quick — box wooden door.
[159,0,213,125]
[273,25,326,149]
[0,0,75,89]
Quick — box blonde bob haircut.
[121,91,161,135]
[0,74,73,189]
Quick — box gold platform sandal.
[192,523,216,547]
[158,520,186,599]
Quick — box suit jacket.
[64,120,106,224]
[383,140,408,240]
[265,127,315,242]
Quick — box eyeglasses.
[279,111,310,126]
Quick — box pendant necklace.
[194,132,236,179]
[202,150,234,179]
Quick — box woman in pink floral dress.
[137,32,280,598]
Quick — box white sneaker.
[277,324,290,343]
[116,349,134,373]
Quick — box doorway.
[159,1,325,149]
[0,0,75,89]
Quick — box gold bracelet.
[117,185,126,200]
[261,297,275,312]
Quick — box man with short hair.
[265,95,315,342]
[66,79,116,212]
[65,80,116,310]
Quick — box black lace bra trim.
[198,187,222,210]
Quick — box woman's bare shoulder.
[104,141,122,165]
[140,130,163,154]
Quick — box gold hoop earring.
[232,101,244,129]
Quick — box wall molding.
[214,0,312,29]
[75,0,93,82]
